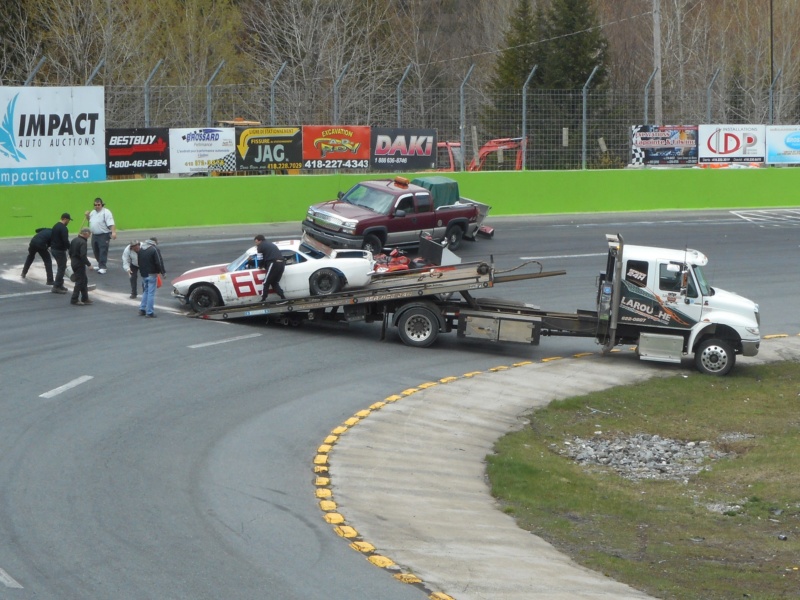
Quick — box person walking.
[122,240,141,299]
[137,237,165,318]
[84,197,116,274]
[69,228,94,306]
[22,227,55,285]
[254,234,286,301]
[51,213,72,294]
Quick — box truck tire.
[397,306,439,347]
[444,225,464,250]
[362,234,383,254]
[189,284,222,313]
[694,338,735,376]
[309,268,343,295]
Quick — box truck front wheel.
[444,225,464,250]
[362,234,383,254]
[397,307,439,347]
[694,338,735,376]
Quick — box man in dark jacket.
[254,234,286,301]
[137,237,165,318]
[22,227,54,285]
[69,228,94,305]
[51,213,72,293]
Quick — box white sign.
[0,86,105,186]
[169,128,236,174]
[698,124,765,164]
[765,125,800,165]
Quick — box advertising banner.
[302,125,370,169]
[0,86,105,186]
[629,125,697,166]
[370,127,437,170]
[765,125,800,165]
[168,127,236,174]
[235,126,302,171]
[106,128,169,175]
[698,124,765,164]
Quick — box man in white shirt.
[84,197,117,274]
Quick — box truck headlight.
[341,220,357,234]
[306,208,316,219]
[745,327,760,337]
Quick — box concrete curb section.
[321,337,800,600]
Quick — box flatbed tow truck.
[193,234,760,375]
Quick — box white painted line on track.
[0,290,52,299]
[39,375,94,399]
[520,252,605,260]
[189,333,262,348]
[0,567,24,588]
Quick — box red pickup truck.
[301,176,490,254]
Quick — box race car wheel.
[444,225,464,250]
[397,307,439,348]
[362,234,383,254]
[694,337,735,376]
[309,268,343,295]
[189,284,221,313]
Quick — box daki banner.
[168,127,236,174]
[370,127,437,171]
[0,86,106,186]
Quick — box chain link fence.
[103,81,800,171]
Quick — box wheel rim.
[699,344,729,373]
[404,315,433,342]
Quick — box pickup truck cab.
[302,176,486,254]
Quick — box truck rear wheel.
[362,234,383,254]
[444,225,464,250]
[694,338,735,376]
[397,307,439,347]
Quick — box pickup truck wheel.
[694,338,735,376]
[189,284,222,313]
[309,268,343,295]
[444,225,464,250]
[362,234,383,254]
[397,307,439,347]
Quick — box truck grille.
[312,215,341,231]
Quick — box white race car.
[172,235,375,312]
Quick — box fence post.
[144,59,164,127]
[706,68,720,123]
[397,63,413,128]
[270,62,287,126]
[86,59,105,85]
[521,65,538,171]
[206,60,225,126]
[769,68,782,125]
[333,62,350,125]
[459,64,475,172]
[582,65,599,170]
[24,57,46,86]
[643,67,658,124]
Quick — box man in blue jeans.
[137,237,165,318]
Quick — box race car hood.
[171,263,228,287]
[310,201,378,222]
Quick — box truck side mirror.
[394,209,406,218]
[337,191,344,199]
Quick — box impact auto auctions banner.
[301,125,370,169]
[106,128,169,175]
[169,127,236,174]
[235,126,302,171]
[0,86,105,186]
[629,125,697,166]
[698,124,766,164]
[370,127,437,170]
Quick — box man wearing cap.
[51,213,72,294]
[69,228,94,305]
[122,240,141,299]
[84,197,116,274]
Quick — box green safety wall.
[2,169,798,238]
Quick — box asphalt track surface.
[0,210,798,599]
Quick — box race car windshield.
[342,184,395,215]
[227,247,258,272]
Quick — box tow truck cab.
[596,234,760,375]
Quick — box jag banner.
[168,127,236,174]
[235,126,302,171]
[0,86,105,186]
[301,125,370,169]
[370,128,437,170]
[106,128,170,175]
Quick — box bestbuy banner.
[0,86,105,186]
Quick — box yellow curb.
[609,348,621,353]
[512,360,533,367]
[315,488,332,499]
[317,444,332,454]
[313,454,328,465]
[344,417,361,426]
[430,593,456,600]
[367,555,395,568]
[573,352,594,358]
[463,371,482,377]
[314,476,330,486]
[401,388,418,396]
[323,435,338,444]
[331,426,348,435]
[350,540,375,553]
[488,365,508,372]
[385,394,402,402]
[313,465,328,474]
[369,401,386,410]
[334,525,358,538]
[324,512,344,524]
[394,573,423,584]
[541,356,562,362]
[418,381,438,389]
[764,333,788,339]
[355,409,371,418]
[439,376,458,383]
[319,500,336,511]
